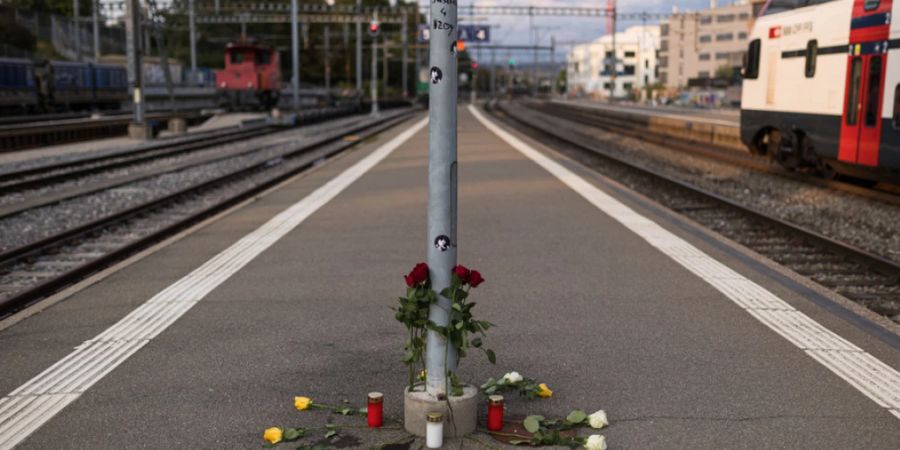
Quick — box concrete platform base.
[404,385,478,438]
[167,118,187,134]
[127,123,155,140]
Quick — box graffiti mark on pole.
[450,41,457,55]
[433,20,455,36]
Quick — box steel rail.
[0,109,417,317]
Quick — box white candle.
[425,412,443,448]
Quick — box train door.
[837,0,892,166]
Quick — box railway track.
[530,100,900,206]
[0,108,418,318]
[489,101,900,325]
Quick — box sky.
[415,0,720,62]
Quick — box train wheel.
[767,130,799,170]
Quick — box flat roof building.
[567,25,660,99]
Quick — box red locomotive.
[215,39,281,109]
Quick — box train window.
[846,58,862,126]
[744,39,761,79]
[255,51,271,65]
[864,56,883,127]
[230,50,244,64]
[864,0,880,10]
[893,85,900,128]
[804,40,817,78]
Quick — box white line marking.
[470,105,900,421]
[0,118,428,449]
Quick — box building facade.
[566,25,660,98]
[658,1,759,88]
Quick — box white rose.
[501,371,523,384]
[584,434,607,450]
[588,410,608,429]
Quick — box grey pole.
[291,0,300,111]
[550,35,555,97]
[92,0,99,60]
[189,0,197,83]
[324,25,331,93]
[73,0,81,61]
[424,0,458,397]
[492,49,498,98]
[355,0,362,92]
[382,33,388,93]
[214,0,219,13]
[125,0,143,124]
[401,9,408,98]
[610,8,616,99]
[370,35,378,115]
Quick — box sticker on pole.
[434,235,452,251]
[418,24,431,42]
[430,67,443,84]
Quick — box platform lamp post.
[125,0,144,126]
[291,0,300,111]
[73,0,81,61]
[356,0,363,92]
[92,0,100,61]
[189,0,197,83]
[369,14,380,116]
[424,0,458,397]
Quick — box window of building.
[846,58,862,125]
[893,85,900,128]
[624,65,635,75]
[865,56,883,127]
[717,33,734,42]
[660,56,668,66]
[699,35,712,43]
[661,40,668,51]
[744,39,761,79]
[603,82,612,89]
[624,82,633,91]
[624,51,636,58]
[699,53,710,61]
[717,14,735,23]
[715,52,730,60]
[739,13,749,20]
[660,73,668,84]
[738,32,747,40]
[644,74,649,85]
[804,40,817,78]
[699,71,710,78]
[864,0,880,10]
[605,51,615,59]
[645,60,649,68]
[661,24,669,36]
[700,16,712,24]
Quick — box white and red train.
[741,0,899,183]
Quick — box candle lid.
[488,395,504,405]
[368,392,383,403]
[426,412,443,423]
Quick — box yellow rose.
[263,427,283,444]
[294,396,312,411]
[419,370,427,381]
[537,383,553,398]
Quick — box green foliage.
[394,280,436,389]
[480,373,543,399]
[517,411,596,448]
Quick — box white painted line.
[0,117,428,450]
[470,105,900,421]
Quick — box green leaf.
[486,349,497,364]
[451,303,462,312]
[471,337,482,348]
[508,440,530,445]
[324,424,336,430]
[283,428,303,441]
[358,407,368,415]
[566,410,587,424]
[324,430,337,439]
[523,415,542,433]
[339,407,352,415]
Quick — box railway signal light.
[368,20,380,36]
[457,40,466,52]
[471,61,478,70]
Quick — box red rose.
[453,265,470,283]
[469,270,484,288]
[408,262,429,285]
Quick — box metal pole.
[401,9,408,98]
[425,0,458,397]
[530,9,536,96]
[291,0,300,111]
[214,0,219,14]
[610,7,617,99]
[371,36,378,115]
[92,0,99,60]
[324,25,331,93]
[382,34,388,94]
[491,47,496,98]
[73,0,81,61]
[125,0,143,124]
[189,0,197,83]
[343,22,350,84]
[550,35,555,97]
[356,0,362,92]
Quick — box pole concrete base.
[404,385,478,437]
[128,123,154,140]
[167,118,187,134]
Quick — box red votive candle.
[367,392,383,428]
[487,395,504,431]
